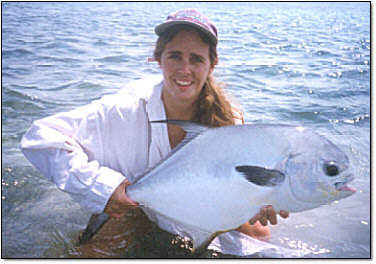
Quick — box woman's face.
[158,30,214,105]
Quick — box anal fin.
[142,208,220,255]
[191,230,229,257]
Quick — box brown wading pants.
[69,208,195,258]
[69,209,254,258]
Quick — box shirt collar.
[145,80,165,121]
[145,79,171,167]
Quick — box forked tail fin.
[79,213,110,244]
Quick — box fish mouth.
[334,175,356,193]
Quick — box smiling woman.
[153,23,242,128]
[158,29,214,118]
[20,8,287,257]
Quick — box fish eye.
[324,161,339,177]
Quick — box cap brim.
[155,20,217,45]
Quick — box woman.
[21,9,288,257]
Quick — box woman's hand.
[237,205,289,241]
[236,205,289,241]
[104,179,138,218]
[249,205,289,226]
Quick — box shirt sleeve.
[20,101,126,214]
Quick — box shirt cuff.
[84,167,126,213]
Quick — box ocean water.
[2,2,370,258]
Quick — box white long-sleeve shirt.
[21,76,170,213]
[20,76,286,256]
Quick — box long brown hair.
[153,25,243,127]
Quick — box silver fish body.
[125,121,355,252]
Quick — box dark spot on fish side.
[235,166,285,186]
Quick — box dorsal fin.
[131,120,208,185]
[150,120,208,148]
[151,120,207,136]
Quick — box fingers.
[266,206,277,225]
[259,216,268,226]
[122,180,138,207]
[249,206,290,226]
[249,214,260,225]
[259,205,276,226]
[279,210,290,219]
[104,179,138,218]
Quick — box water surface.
[2,2,370,258]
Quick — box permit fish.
[80,120,355,254]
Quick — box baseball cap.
[155,9,218,45]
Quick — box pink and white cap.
[155,9,218,45]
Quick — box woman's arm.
[20,103,126,214]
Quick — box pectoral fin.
[236,165,285,187]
